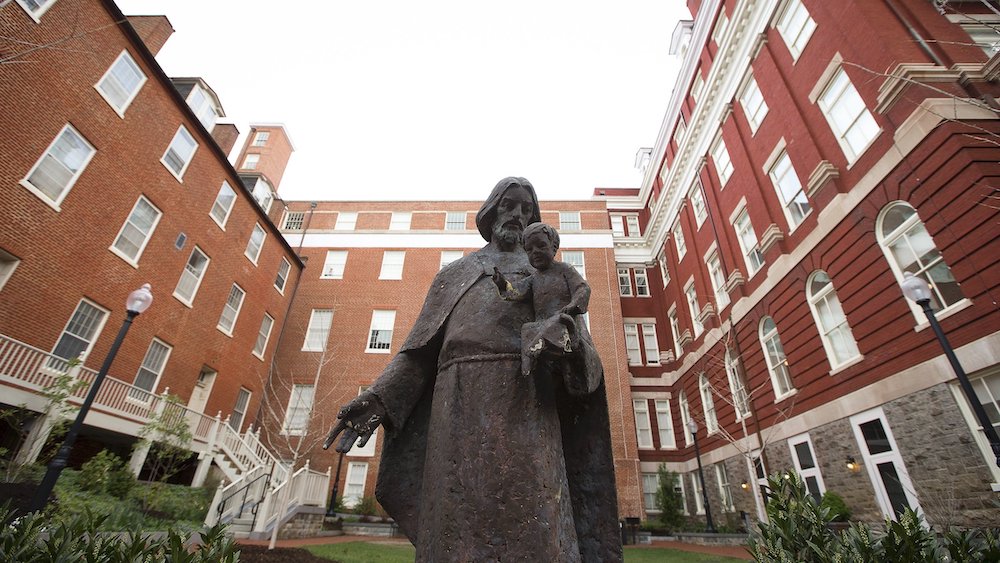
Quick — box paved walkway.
[238,535,753,560]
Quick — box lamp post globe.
[29,284,153,513]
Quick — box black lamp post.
[29,283,153,513]
[687,418,716,533]
[326,451,345,517]
[901,273,1000,468]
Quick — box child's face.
[524,232,555,269]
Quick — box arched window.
[679,390,692,447]
[877,201,963,316]
[807,271,860,369]
[760,317,795,399]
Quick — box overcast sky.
[116,1,689,201]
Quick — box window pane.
[860,419,892,455]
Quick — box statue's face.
[492,186,534,248]
[523,231,554,270]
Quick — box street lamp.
[901,273,1000,468]
[29,284,153,512]
[687,418,716,533]
[326,451,345,517]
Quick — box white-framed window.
[659,253,671,287]
[283,211,305,231]
[562,251,585,278]
[760,316,795,399]
[690,72,705,105]
[711,137,734,186]
[130,338,171,400]
[850,408,922,520]
[635,268,650,297]
[303,309,333,352]
[209,181,236,229]
[242,153,259,170]
[725,350,750,420]
[679,390,693,447]
[788,433,826,502]
[624,323,642,366]
[707,252,730,309]
[252,131,269,147]
[769,151,811,229]
[642,324,660,366]
[807,270,860,369]
[95,50,146,116]
[282,384,315,435]
[0,249,19,292]
[379,251,405,280]
[250,177,274,213]
[673,222,687,260]
[674,115,687,146]
[954,17,1000,56]
[440,250,463,269]
[21,124,96,209]
[625,215,641,237]
[15,0,58,21]
[344,461,369,507]
[969,371,1000,479]
[818,67,880,162]
[633,399,654,449]
[229,387,251,431]
[655,399,676,449]
[322,250,348,279]
[877,201,963,317]
[186,84,219,131]
[389,212,411,230]
[669,306,682,359]
[618,268,632,296]
[110,195,161,265]
[559,211,581,231]
[50,299,108,364]
[161,125,197,180]
[366,310,396,353]
[690,184,708,228]
[675,474,689,515]
[253,313,274,359]
[734,209,765,275]
[335,211,357,231]
[445,211,466,230]
[217,284,245,336]
[690,473,704,514]
[739,74,769,133]
[685,282,703,338]
[174,246,209,305]
[642,472,659,512]
[715,463,735,511]
[245,223,266,264]
[610,215,626,237]
[274,258,291,294]
[699,374,719,434]
[776,0,816,60]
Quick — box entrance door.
[850,408,922,520]
[187,367,216,414]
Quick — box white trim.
[849,407,923,521]
[108,195,162,268]
[160,125,198,182]
[172,245,210,307]
[209,181,237,230]
[15,0,57,22]
[252,312,274,360]
[94,50,147,118]
[20,123,96,211]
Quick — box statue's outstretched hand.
[323,393,386,453]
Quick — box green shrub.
[80,450,134,499]
[819,490,850,522]
[0,503,239,562]
[354,496,377,521]
[654,464,685,531]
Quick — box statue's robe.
[369,247,622,562]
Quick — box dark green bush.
[0,503,239,562]
[654,464,685,531]
[819,490,851,522]
[80,450,135,499]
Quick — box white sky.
[116,1,689,201]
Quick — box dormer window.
[187,84,220,132]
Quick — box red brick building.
[0,0,302,484]
[609,0,1000,529]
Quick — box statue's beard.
[493,222,523,248]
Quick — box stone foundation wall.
[278,507,327,539]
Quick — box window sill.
[159,158,187,183]
[244,253,260,266]
[252,352,265,361]
[913,298,973,332]
[274,284,286,295]
[828,354,864,376]
[172,293,195,309]
[19,179,63,212]
[774,389,798,404]
[638,446,655,451]
[659,446,677,451]
[365,349,392,354]
[108,247,141,270]
[217,326,234,338]
[844,129,883,171]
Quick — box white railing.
[254,461,330,533]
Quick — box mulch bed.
[237,545,337,562]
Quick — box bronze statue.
[325,177,621,562]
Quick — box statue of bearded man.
[326,177,622,562]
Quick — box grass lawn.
[304,542,746,562]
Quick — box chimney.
[212,123,240,155]
[126,16,174,56]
